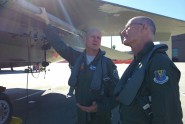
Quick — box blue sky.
[104,0,185,21]
[101,0,185,51]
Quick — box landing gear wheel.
[0,93,13,124]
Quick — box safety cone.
[9,117,23,124]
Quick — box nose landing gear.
[0,86,13,124]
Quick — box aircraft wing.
[25,0,185,40]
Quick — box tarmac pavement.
[1,62,185,124]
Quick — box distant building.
[172,34,185,62]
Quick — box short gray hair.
[84,28,102,37]
[134,16,156,35]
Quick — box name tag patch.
[90,65,96,71]
[153,70,169,84]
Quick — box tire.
[0,93,13,124]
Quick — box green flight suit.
[44,25,119,124]
[117,42,183,124]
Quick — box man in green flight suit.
[114,16,183,124]
[37,8,119,124]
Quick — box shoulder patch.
[153,70,169,84]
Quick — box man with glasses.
[114,16,183,124]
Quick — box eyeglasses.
[123,23,143,31]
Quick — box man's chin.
[123,41,130,46]
[92,48,99,52]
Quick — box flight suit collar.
[91,49,105,62]
[134,42,154,61]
